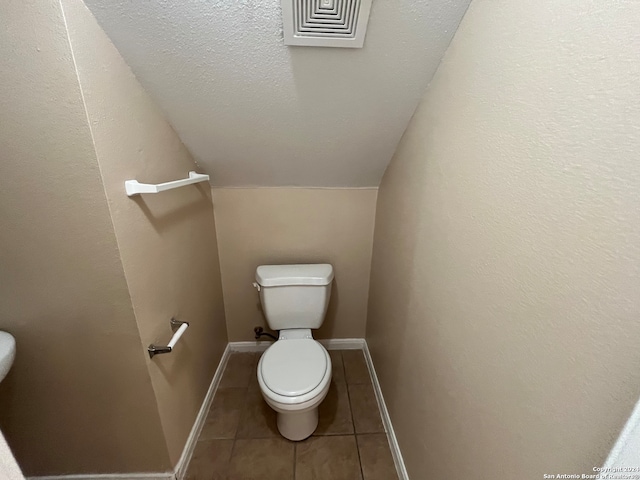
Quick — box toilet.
[254,263,334,441]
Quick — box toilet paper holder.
[148,318,190,358]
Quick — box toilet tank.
[255,264,334,331]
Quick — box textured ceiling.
[84,0,471,187]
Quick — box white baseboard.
[28,339,409,480]
[227,340,271,352]
[228,338,366,352]
[30,475,172,480]
[319,338,366,350]
[362,342,410,480]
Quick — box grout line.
[228,433,238,475]
[293,442,297,480]
[340,351,356,433]
[227,355,242,477]
[354,434,366,480]
[313,431,358,437]
[342,351,366,479]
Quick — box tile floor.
[185,349,399,480]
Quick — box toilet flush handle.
[252,282,261,292]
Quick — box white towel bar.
[125,171,209,196]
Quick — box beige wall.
[0,0,169,475]
[62,0,227,467]
[367,0,640,478]
[213,188,377,341]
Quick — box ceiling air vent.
[281,0,373,48]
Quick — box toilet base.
[276,407,319,441]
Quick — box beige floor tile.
[357,434,398,480]
[219,353,256,388]
[343,350,370,384]
[329,350,345,383]
[236,385,279,438]
[228,437,294,480]
[185,350,395,478]
[315,379,354,435]
[199,388,247,440]
[185,439,233,480]
[348,383,384,433]
[296,435,363,480]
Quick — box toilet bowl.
[253,264,334,441]
[257,334,331,440]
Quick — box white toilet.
[254,263,334,441]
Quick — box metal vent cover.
[281,0,373,48]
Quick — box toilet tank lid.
[256,264,334,287]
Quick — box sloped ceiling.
[84,0,471,187]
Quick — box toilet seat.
[258,339,331,405]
